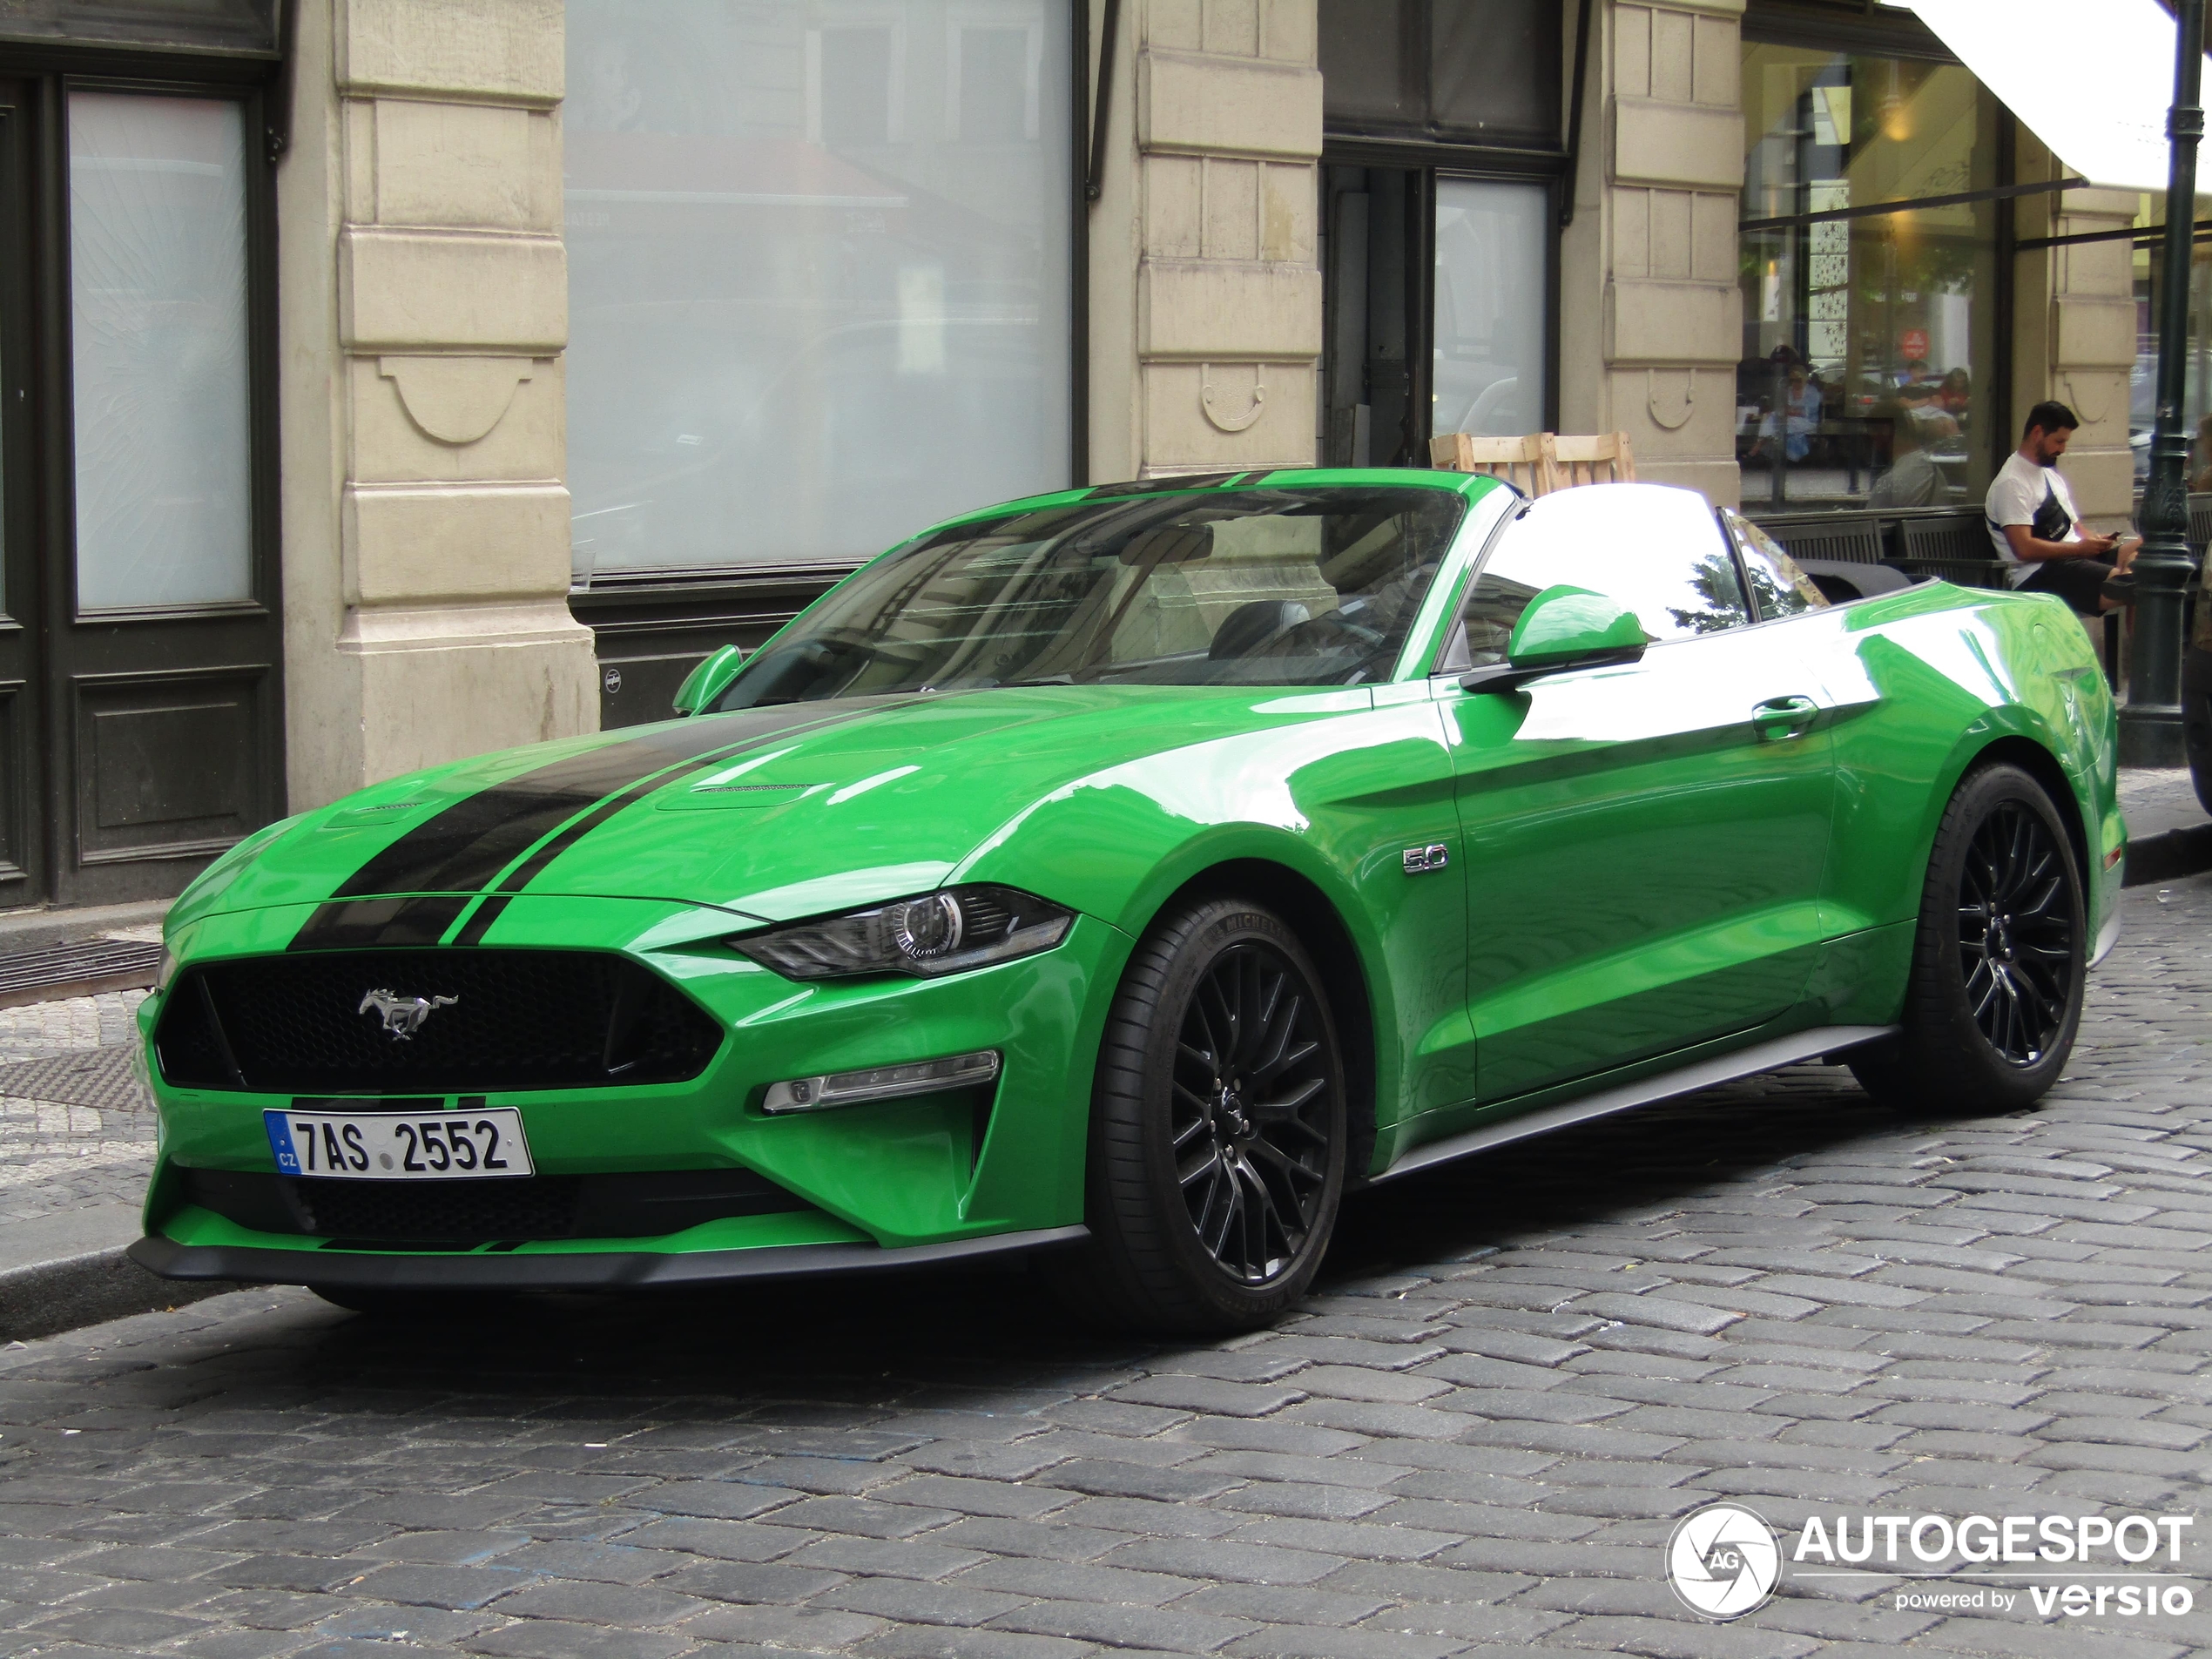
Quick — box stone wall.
[280,0,596,811]
[1561,0,1743,505]
[1089,0,1322,481]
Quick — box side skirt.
[1372,1024,1899,1184]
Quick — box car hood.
[178,686,1366,934]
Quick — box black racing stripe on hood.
[287,895,472,950]
[448,752,738,946]
[288,700,895,952]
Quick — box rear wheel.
[1851,762,2085,1114]
[1058,898,1347,1333]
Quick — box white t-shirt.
[1985,451,2083,588]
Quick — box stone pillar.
[280,0,596,812]
[1089,0,1322,482]
[2013,160,2141,530]
[1561,0,1743,504]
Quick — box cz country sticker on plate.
[263,1106,533,1180]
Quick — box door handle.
[1751,695,1818,741]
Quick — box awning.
[1908,0,2204,193]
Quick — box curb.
[2125,823,2212,887]
[0,1206,236,1344]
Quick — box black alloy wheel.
[1170,941,1336,1283]
[1851,762,2086,1115]
[1956,800,2075,1064]
[1058,897,1348,1332]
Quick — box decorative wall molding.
[1647,368,1696,431]
[1199,363,1267,432]
[378,355,535,445]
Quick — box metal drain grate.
[0,1045,148,1112]
[0,938,162,1012]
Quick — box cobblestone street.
[1,875,2210,1659]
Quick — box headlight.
[155,948,177,993]
[732,884,1075,981]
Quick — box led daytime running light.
[763,1049,1001,1113]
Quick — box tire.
[1057,897,1348,1334]
[1850,762,2086,1115]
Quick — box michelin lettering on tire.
[1667,1501,1781,1621]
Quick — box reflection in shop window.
[564,1,1072,579]
[955,26,1036,144]
[1739,47,2000,512]
[2133,219,2209,495]
[1433,179,1548,439]
[69,91,254,610]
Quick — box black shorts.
[2020,557,2118,615]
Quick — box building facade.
[0,0,2176,913]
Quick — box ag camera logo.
[1668,1502,1781,1620]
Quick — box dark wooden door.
[0,70,282,909]
[0,77,48,904]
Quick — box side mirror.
[1461,584,1647,694]
[671,644,745,717]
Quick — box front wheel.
[1058,898,1347,1333]
[1851,763,2086,1115]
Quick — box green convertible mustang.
[132,471,2122,1330]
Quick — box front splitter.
[127,1224,1089,1291]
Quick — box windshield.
[711,485,1467,708]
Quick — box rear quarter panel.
[1815,582,2120,974]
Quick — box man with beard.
[1986,401,2137,614]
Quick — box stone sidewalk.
[2121,770,2208,845]
[0,992,153,1229]
[0,873,2206,1656]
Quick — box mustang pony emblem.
[358,989,458,1041]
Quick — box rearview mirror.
[671,644,745,717]
[1461,585,1647,694]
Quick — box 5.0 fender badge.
[359,989,458,1041]
[1402,843,1449,875]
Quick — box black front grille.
[153,949,725,1094]
[181,1166,812,1245]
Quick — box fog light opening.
[762,1049,1001,1114]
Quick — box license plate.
[263,1106,533,1180]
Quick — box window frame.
[1318,2,1574,466]
[1719,504,1835,624]
[55,72,279,624]
[1738,2,2021,505]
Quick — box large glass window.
[564,2,1074,581]
[1738,47,2001,511]
[68,91,253,609]
[2134,201,2212,495]
[1433,178,1548,438]
[1319,1,1561,148]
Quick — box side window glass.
[1724,509,1830,620]
[1455,487,1752,666]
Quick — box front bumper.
[137,895,1131,1273]
[128,1224,1089,1291]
